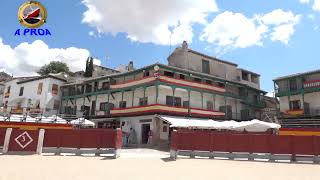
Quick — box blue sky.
[0,0,319,93]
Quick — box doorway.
[141,124,150,144]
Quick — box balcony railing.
[62,74,227,98]
[109,104,225,118]
[276,80,320,97]
[285,109,304,116]
[304,80,320,89]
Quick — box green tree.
[84,57,94,77]
[84,58,89,77]
[37,61,70,76]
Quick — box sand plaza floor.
[0,148,320,180]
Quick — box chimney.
[127,61,134,71]
[182,41,188,49]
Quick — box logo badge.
[15,131,34,149]
[18,1,47,28]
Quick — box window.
[119,101,127,108]
[143,70,150,77]
[100,103,114,111]
[183,101,189,108]
[179,74,185,79]
[205,80,212,85]
[53,100,60,110]
[139,97,148,106]
[218,82,225,88]
[193,78,201,82]
[289,79,298,91]
[220,105,232,119]
[202,60,210,74]
[94,82,99,91]
[164,71,174,77]
[163,126,168,132]
[102,82,109,90]
[37,83,43,95]
[100,102,109,111]
[76,85,84,95]
[242,72,249,81]
[290,100,301,110]
[19,87,24,96]
[207,101,213,110]
[110,79,117,85]
[65,106,72,114]
[85,84,92,93]
[166,96,181,107]
[239,87,247,97]
[52,84,58,95]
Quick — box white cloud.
[0,38,99,76]
[299,0,310,4]
[81,0,218,45]
[200,9,301,51]
[260,9,300,26]
[200,11,268,48]
[313,0,320,11]
[260,9,301,44]
[270,24,296,44]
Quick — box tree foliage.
[84,57,94,77]
[37,61,70,76]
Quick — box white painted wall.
[119,115,155,144]
[279,92,320,113]
[2,77,65,114]
[0,84,4,106]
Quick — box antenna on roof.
[105,54,110,67]
[169,32,172,57]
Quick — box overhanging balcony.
[109,104,225,118]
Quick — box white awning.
[157,115,281,132]
[71,118,95,126]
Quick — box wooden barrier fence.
[0,128,122,158]
[170,129,320,163]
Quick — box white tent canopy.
[158,115,281,132]
[71,118,95,127]
[37,115,67,124]
[0,114,67,124]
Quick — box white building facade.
[274,69,320,118]
[2,74,66,115]
[60,42,266,145]
[0,82,5,107]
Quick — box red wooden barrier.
[171,129,320,157]
[43,128,122,149]
[212,133,229,152]
[8,129,39,152]
[251,134,270,153]
[229,134,250,153]
[0,128,6,147]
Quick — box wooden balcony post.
[132,88,135,107]
[188,90,191,115]
[156,83,159,104]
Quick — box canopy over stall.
[157,115,281,132]
[70,118,95,127]
[0,114,67,124]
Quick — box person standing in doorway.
[147,129,153,144]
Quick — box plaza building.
[2,73,67,115]
[274,69,320,119]
[60,41,267,145]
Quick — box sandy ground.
[0,149,320,180]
